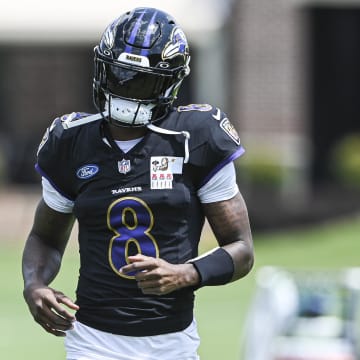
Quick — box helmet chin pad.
[105,94,155,126]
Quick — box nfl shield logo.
[118,159,131,174]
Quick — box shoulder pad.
[60,112,89,122]
[36,116,65,156]
[60,112,103,129]
[36,112,93,156]
[210,107,241,145]
[177,104,213,113]
[177,105,241,147]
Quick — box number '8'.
[107,197,159,279]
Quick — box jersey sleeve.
[197,162,239,203]
[35,116,77,201]
[185,106,245,188]
[42,177,75,213]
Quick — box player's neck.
[108,123,147,141]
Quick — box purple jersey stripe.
[199,146,246,189]
[35,163,75,201]
[125,9,146,53]
[141,11,158,56]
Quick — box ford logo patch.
[76,164,99,179]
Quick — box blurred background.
[0,0,359,359]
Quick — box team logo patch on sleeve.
[37,128,50,155]
[150,156,183,189]
[36,117,60,155]
[220,118,241,145]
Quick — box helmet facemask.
[93,49,187,127]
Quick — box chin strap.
[147,123,190,164]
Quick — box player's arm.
[200,191,254,283]
[22,199,78,336]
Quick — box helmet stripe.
[141,11,158,56]
[124,9,146,53]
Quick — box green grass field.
[1,215,359,359]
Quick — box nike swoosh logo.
[212,108,221,121]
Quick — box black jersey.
[36,104,245,336]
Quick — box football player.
[22,7,254,360]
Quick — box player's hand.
[120,254,200,295]
[23,285,79,336]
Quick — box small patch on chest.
[150,156,183,190]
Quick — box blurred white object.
[242,267,360,360]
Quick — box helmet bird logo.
[162,27,189,60]
[103,18,120,50]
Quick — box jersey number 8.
[107,197,159,279]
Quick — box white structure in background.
[0,0,234,110]
[243,266,360,360]
[0,0,232,43]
